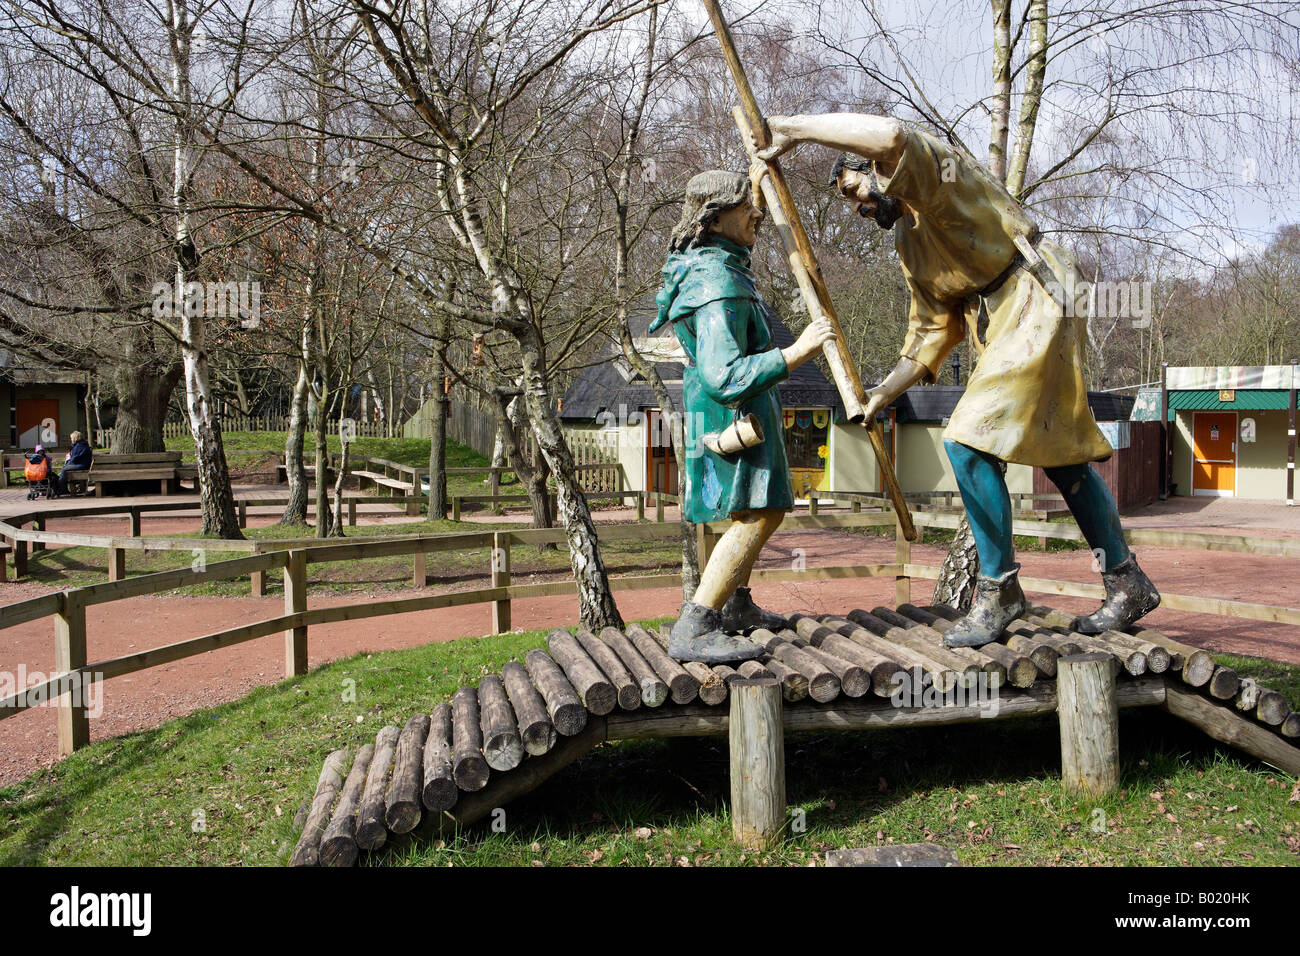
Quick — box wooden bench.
[88,452,188,496]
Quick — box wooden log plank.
[787,612,908,698]
[844,611,964,693]
[1003,618,1086,657]
[1234,678,1261,715]
[626,622,698,705]
[478,674,525,772]
[756,654,808,702]
[787,636,871,698]
[869,606,999,688]
[1207,666,1240,701]
[386,713,430,834]
[355,726,400,851]
[1022,613,1147,676]
[524,648,588,736]
[422,703,457,811]
[290,748,350,867]
[574,627,640,711]
[599,627,668,707]
[500,660,557,756]
[736,660,776,682]
[651,629,728,705]
[545,629,617,715]
[1056,652,1120,796]
[1163,684,1300,776]
[1280,712,1300,739]
[752,628,840,703]
[729,678,785,851]
[817,614,938,690]
[1256,689,1290,727]
[319,744,373,868]
[1028,606,1172,672]
[893,604,1011,684]
[451,686,491,791]
[605,679,1168,740]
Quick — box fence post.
[895,518,911,606]
[15,536,27,577]
[129,508,142,537]
[348,499,357,527]
[108,547,125,582]
[31,517,45,552]
[729,677,785,850]
[413,543,427,588]
[636,492,645,521]
[808,496,819,516]
[284,550,308,677]
[696,522,716,568]
[1056,652,1120,796]
[491,531,511,634]
[237,501,247,530]
[452,496,461,521]
[656,494,665,522]
[54,592,90,757]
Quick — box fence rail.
[3,502,1298,759]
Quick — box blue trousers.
[944,440,1129,578]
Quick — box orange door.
[17,399,60,449]
[1192,412,1236,496]
[644,408,678,496]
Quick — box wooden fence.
[95,417,390,448]
[2,497,1299,758]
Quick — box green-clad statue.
[651,170,836,663]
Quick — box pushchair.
[24,452,57,500]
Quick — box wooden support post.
[250,568,266,596]
[107,547,125,582]
[14,538,26,578]
[1160,361,1171,499]
[284,549,308,676]
[406,496,420,517]
[32,517,44,552]
[636,492,645,521]
[491,531,511,634]
[895,519,911,606]
[809,496,819,516]
[696,523,716,569]
[452,496,461,521]
[729,677,785,850]
[347,499,357,527]
[852,499,861,514]
[1056,652,1119,797]
[54,593,90,756]
[237,502,247,530]
[129,509,142,537]
[656,494,665,523]
[413,549,427,588]
[1288,358,1296,506]
[160,477,170,496]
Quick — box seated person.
[57,431,93,495]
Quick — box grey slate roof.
[560,311,843,421]
[895,385,1134,423]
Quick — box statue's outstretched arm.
[756,113,907,173]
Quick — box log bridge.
[290,602,1300,866]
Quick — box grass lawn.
[1,623,1295,867]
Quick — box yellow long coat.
[878,127,1112,467]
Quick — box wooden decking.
[290,603,1300,867]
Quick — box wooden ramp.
[290,603,1300,867]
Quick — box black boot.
[943,564,1026,649]
[1072,556,1160,635]
[719,586,787,634]
[668,601,764,664]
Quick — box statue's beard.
[858,190,904,230]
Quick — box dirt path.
[1,494,1297,786]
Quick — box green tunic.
[651,237,794,523]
